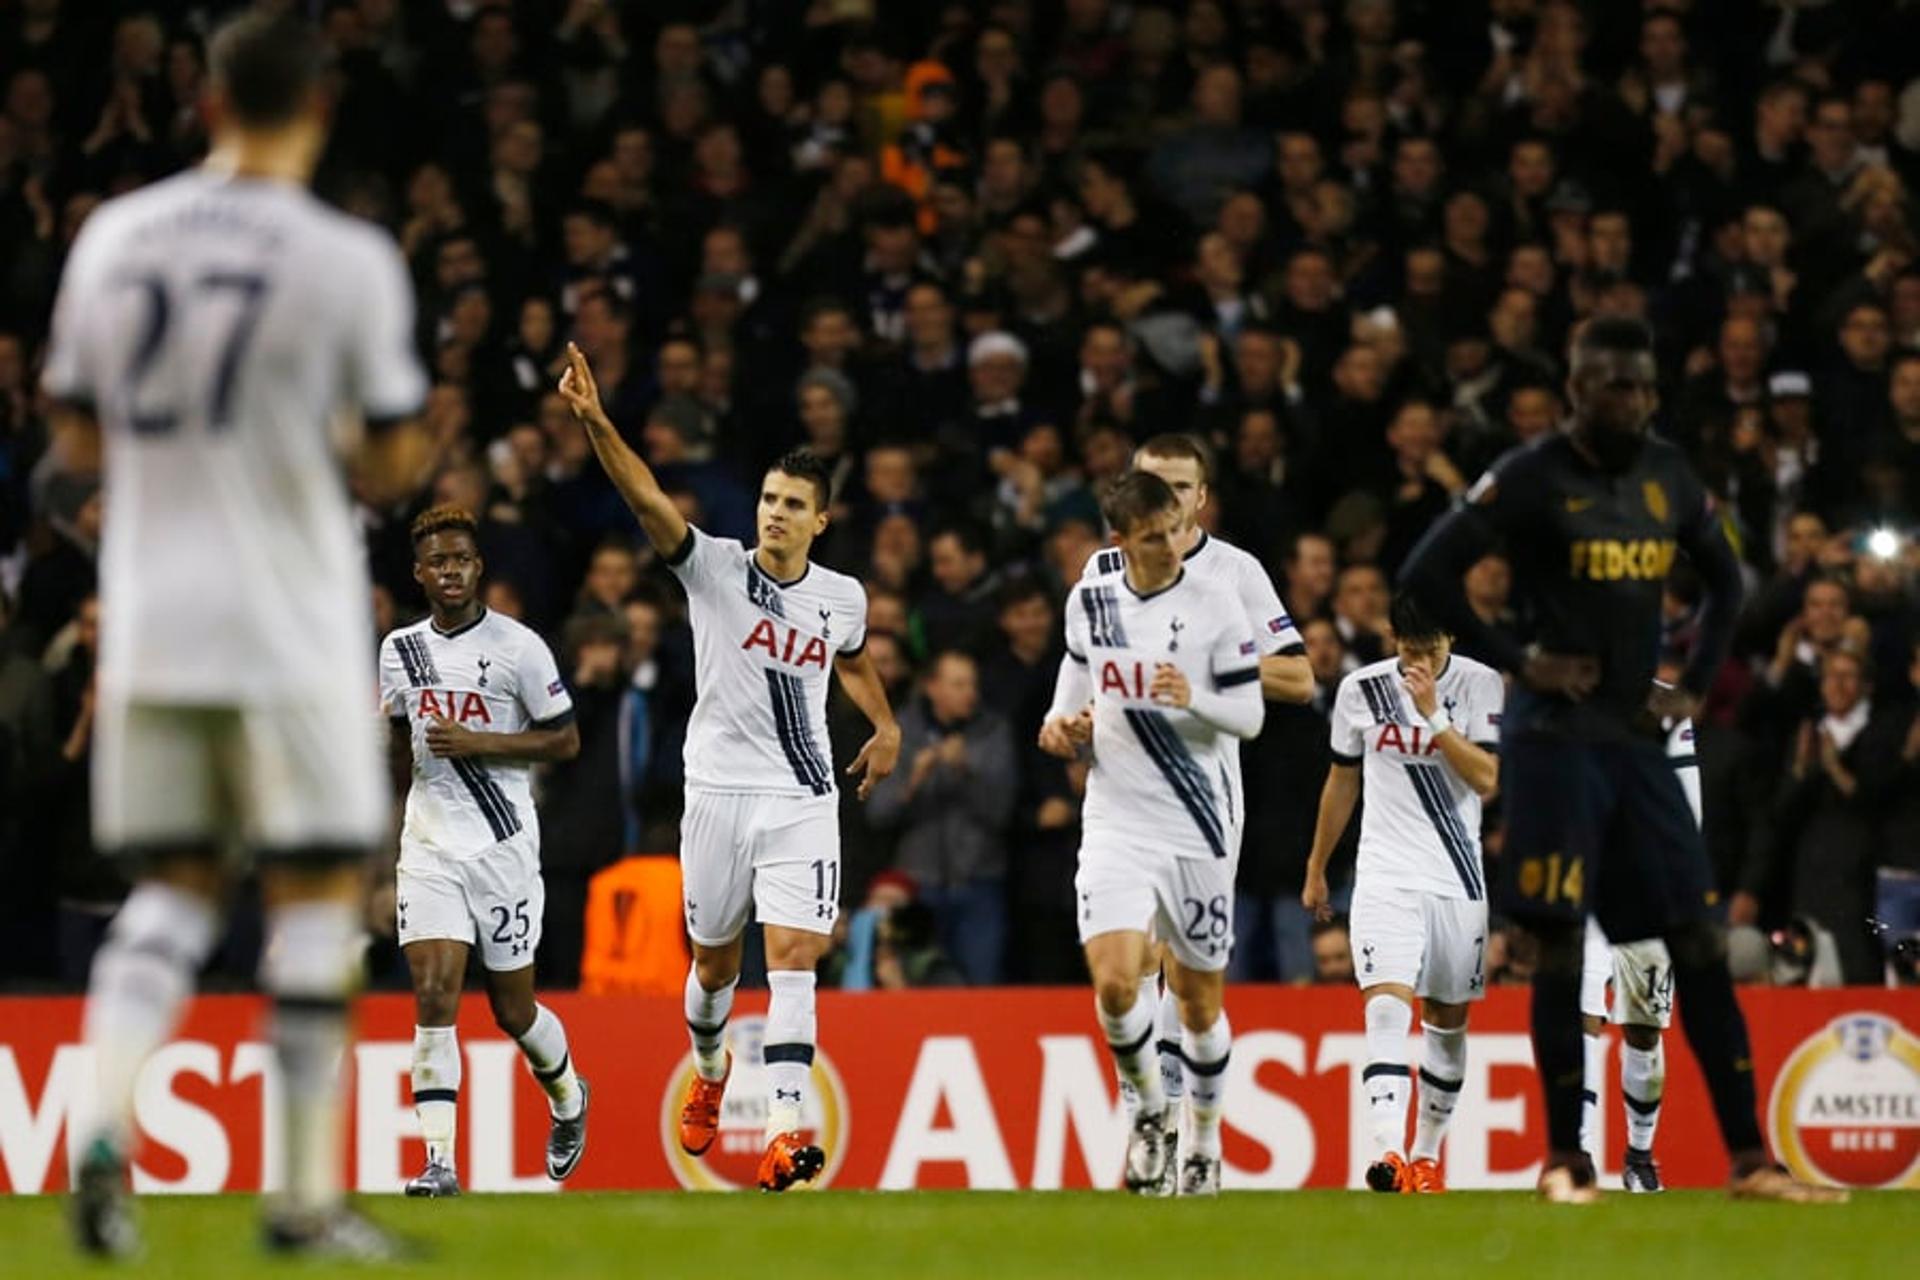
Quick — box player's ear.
[412,556,427,589]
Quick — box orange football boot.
[1407,1157,1446,1193]
[677,1055,730,1156]
[756,1131,826,1192]
[1365,1152,1411,1193]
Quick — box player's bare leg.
[1359,981,1417,1193]
[757,925,833,1191]
[680,936,743,1157]
[72,852,224,1258]
[259,859,410,1260]
[1086,929,1173,1193]
[403,939,468,1196]
[1164,959,1229,1197]
[1661,920,1847,1203]
[1407,999,1469,1193]
[484,963,588,1181]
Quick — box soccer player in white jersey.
[1079,433,1312,1192]
[1041,471,1265,1197]
[43,14,429,1261]
[377,506,588,1197]
[557,345,900,1191]
[1304,594,1503,1194]
[1578,703,1696,1193]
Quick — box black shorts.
[1499,732,1714,941]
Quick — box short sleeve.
[40,215,111,408]
[1238,556,1302,654]
[377,637,409,720]
[518,633,574,725]
[1461,443,1544,541]
[1209,604,1261,690]
[1328,676,1366,763]
[838,584,869,656]
[344,230,427,423]
[1467,667,1505,747]
[665,524,734,595]
[1063,586,1090,663]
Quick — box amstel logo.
[659,1014,850,1191]
[1767,1012,1920,1188]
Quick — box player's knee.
[411,969,461,1022]
[487,987,535,1038]
[692,940,743,990]
[763,930,829,972]
[1665,919,1725,971]
[1622,1024,1661,1051]
[1093,973,1139,1016]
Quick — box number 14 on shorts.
[1518,852,1584,906]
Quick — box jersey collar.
[750,551,810,589]
[431,607,488,639]
[1181,531,1210,562]
[1124,566,1186,601]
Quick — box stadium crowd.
[3,0,1920,993]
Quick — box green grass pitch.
[1,1191,1906,1279]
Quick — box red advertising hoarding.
[3,987,1916,1195]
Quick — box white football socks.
[764,970,817,1140]
[81,883,219,1148]
[1580,1030,1608,1158]
[1180,1013,1231,1159]
[1156,982,1186,1108]
[1362,995,1413,1158]
[517,1004,583,1120]
[1099,989,1165,1118]
[411,1024,460,1169]
[1622,1041,1665,1155]
[260,900,362,1221]
[1411,1022,1467,1162]
[684,967,737,1083]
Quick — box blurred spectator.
[1310,917,1355,985]
[866,650,1016,985]
[823,871,963,991]
[1760,647,1903,982]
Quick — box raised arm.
[556,342,689,556]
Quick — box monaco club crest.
[660,1015,850,1191]
[1767,1012,1920,1189]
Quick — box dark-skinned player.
[377,505,587,1197]
[1399,317,1844,1204]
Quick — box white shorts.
[397,831,544,971]
[93,695,385,856]
[1581,918,1674,1028]
[680,789,840,946]
[1075,837,1236,973]
[1348,881,1488,1004]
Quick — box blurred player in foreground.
[45,13,429,1259]
[379,506,587,1197]
[1305,594,1503,1193]
[1579,683,1699,1193]
[1400,317,1842,1203]
[558,345,900,1191]
[1042,472,1265,1196]
[1080,434,1311,1192]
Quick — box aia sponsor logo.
[742,618,830,670]
[660,1015,849,1191]
[1768,1013,1920,1188]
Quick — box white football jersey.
[378,609,572,860]
[41,169,425,704]
[1331,654,1506,901]
[1063,568,1262,860]
[669,526,868,795]
[1668,716,1703,824]
[1082,530,1304,656]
